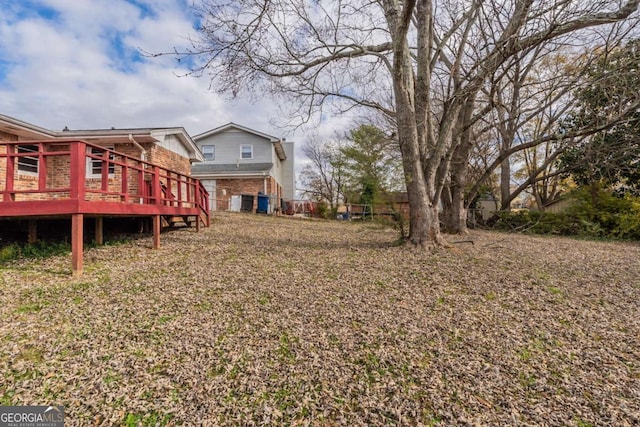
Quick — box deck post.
[153,215,161,249]
[28,220,37,244]
[38,142,47,191]
[72,214,84,277]
[153,166,162,206]
[70,141,86,201]
[196,215,201,232]
[166,173,173,206]
[121,163,129,202]
[95,217,104,245]
[4,144,15,201]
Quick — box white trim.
[202,144,215,160]
[16,144,39,176]
[86,146,115,178]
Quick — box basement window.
[241,144,253,159]
[87,146,115,177]
[16,145,39,175]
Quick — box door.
[229,195,242,212]
[202,180,216,211]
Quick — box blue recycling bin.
[257,194,269,214]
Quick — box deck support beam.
[72,214,84,277]
[95,217,104,245]
[196,215,201,232]
[28,220,37,244]
[153,215,161,249]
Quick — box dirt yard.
[1,213,638,426]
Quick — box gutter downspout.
[263,171,269,213]
[129,134,147,162]
[129,134,147,205]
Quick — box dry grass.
[1,212,639,426]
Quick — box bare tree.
[464,30,640,222]
[172,0,640,247]
[440,18,640,233]
[299,136,346,212]
[521,140,566,209]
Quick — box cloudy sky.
[0,0,354,171]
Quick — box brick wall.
[3,141,145,202]
[0,131,19,141]
[47,144,71,191]
[146,144,191,176]
[215,176,279,211]
[114,143,146,199]
[0,131,18,194]
[1,139,193,203]
[1,132,49,200]
[0,143,6,194]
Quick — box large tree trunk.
[396,105,440,247]
[387,0,445,248]
[442,144,469,234]
[441,102,474,234]
[500,157,511,211]
[442,157,470,234]
[442,178,468,234]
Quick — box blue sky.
[0,0,351,164]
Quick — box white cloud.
[39,0,141,35]
[0,0,355,181]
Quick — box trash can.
[240,194,254,212]
[257,194,269,214]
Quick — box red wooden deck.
[0,139,210,275]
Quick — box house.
[0,113,209,276]
[541,196,574,214]
[475,194,499,222]
[190,123,295,213]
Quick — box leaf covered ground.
[0,212,639,426]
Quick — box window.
[16,145,39,174]
[202,145,215,160]
[87,146,115,177]
[241,144,253,159]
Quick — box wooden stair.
[164,212,209,229]
[160,179,210,230]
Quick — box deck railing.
[0,139,209,222]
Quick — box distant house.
[191,123,295,213]
[0,113,209,276]
[541,196,575,214]
[475,194,499,221]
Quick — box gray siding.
[196,129,273,164]
[193,125,295,201]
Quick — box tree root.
[451,239,475,245]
